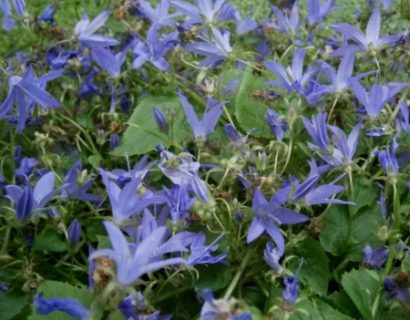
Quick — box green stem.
[223,249,253,299]
[0,226,11,256]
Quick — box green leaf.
[347,205,384,261]
[33,228,68,253]
[350,177,378,215]
[194,264,233,290]
[0,292,27,320]
[319,206,350,256]
[235,68,271,138]
[112,95,191,156]
[289,299,353,320]
[28,281,92,320]
[290,238,330,296]
[341,269,380,320]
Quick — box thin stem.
[279,139,293,175]
[224,249,253,299]
[328,96,339,123]
[0,226,12,256]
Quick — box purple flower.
[91,43,131,78]
[264,241,284,273]
[397,100,410,134]
[152,106,169,133]
[159,149,209,201]
[67,219,81,247]
[38,5,55,24]
[307,0,335,25]
[265,48,317,95]
[89,221,188,286]
[171,0,235,26]
[138,0,179,27]
[118,292,171,320]
[34,293,91,320]
[6,172,56,221]
[270,1,299,34]
[109,133,120,149]
[333,7,400,52]
[185,233,226,266]
[384,276,410,304]
[132,25,177,71]
[11,0,25,16]
[15,157,37,179]
[351,79,408,119]
[307,46,357,102]
[283,275,299,305]
[0,0,15,30]
[247,188,309,253]
[266,109,288,141]
[199,290,252,320]
[375,138,399,176]
[163,185,194,223]
[303,112,330,151]
[99,168,162,222]
[327,122,362,166]
[177,91,223,141]
[0,66,63,132]
[74,10,119,47]
[61,161,101,203]
[363,244,389,268]
[185,27,232,67]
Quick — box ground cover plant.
[0,0,410,319]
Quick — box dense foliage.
[0,0,410,319]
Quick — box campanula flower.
[0,0,15,30]
[333,7,400,52]
[152,106,169,133]
[375,137,399,176]
[307,0,335,25]
[6,171,56,221]
[266,109,288,141]
[61,161,101,203]
[67,219,81,247]
[91,43,132,78]
[307,46,358,103]
[99,168,162,222]
[11,0,25,16]
[264,241,284,273]
[15,157,37,179]
[384,275,410,304]
[265,48,317,96]
[283,275,299,305]
[397,100,410,134]
[247,188,309,253]
[177,91,223,141]
[118,292,171,320]
[185,27,232,67]
[0,66,63,132]
[163,185,194,223]
[270,0,299,34]
[171,0,234,26]
[159,149,209,201]
[132,25,178,71]
[105,155,155,185]
[199,290,252,320]
[34,293,91,320]
[363,244,389,268]
[185,233,226,266]
[327,122,362,166]
[38,5,55,24]
[89,221,188,286]
[137,0,180,27]
[74,10,119,47]
[351,79,408,119]
[302,112,330,152]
